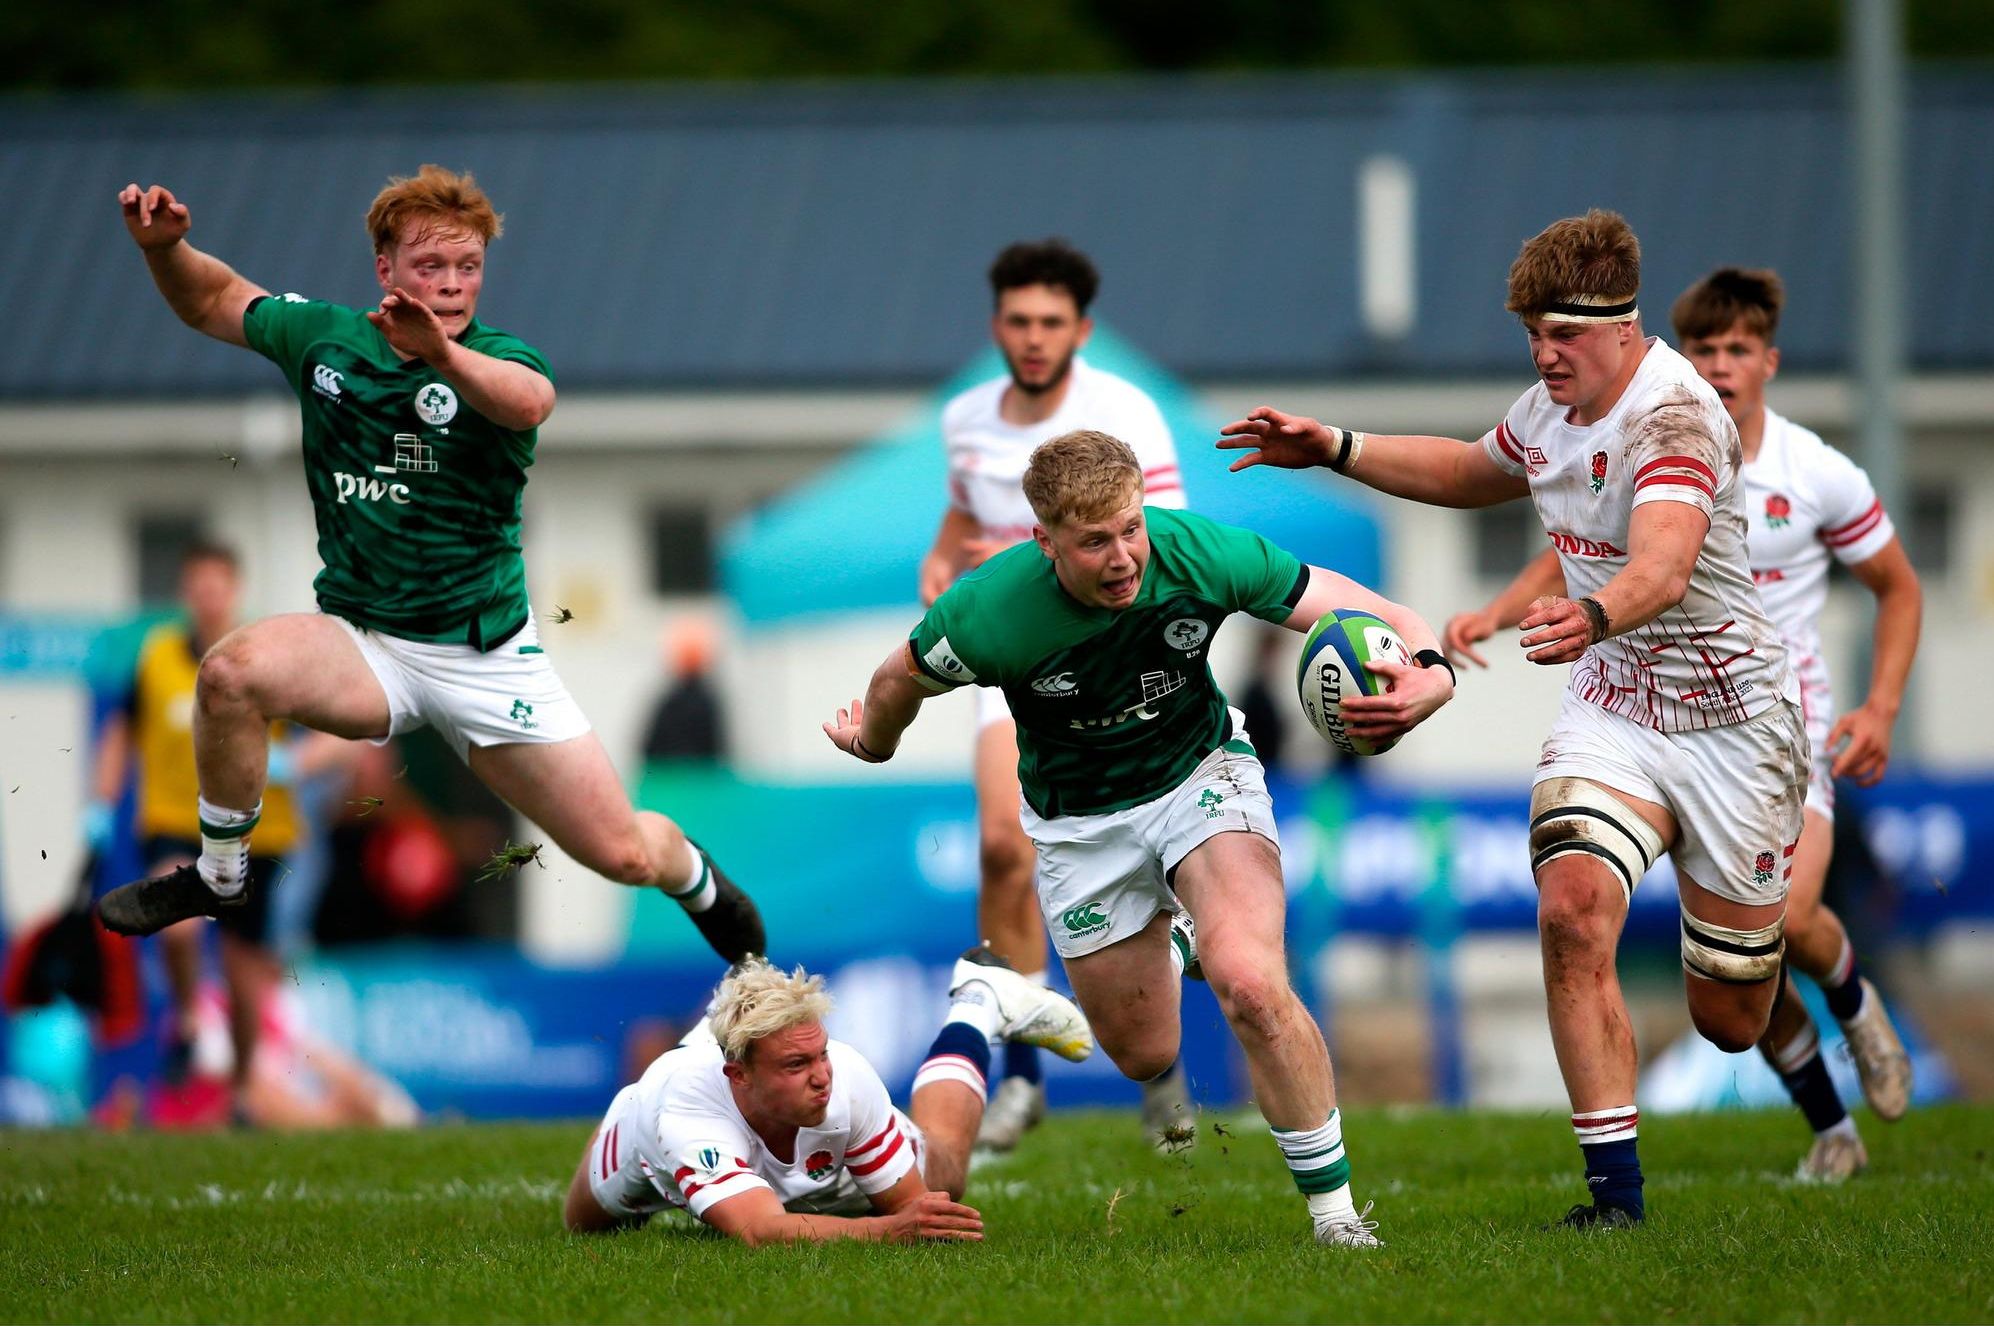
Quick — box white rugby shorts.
[1534,693,1808,906]
[1793,653,1837,821]
[974,684,1013,731]
[333,611,591,760]
[1024,716,1279,960]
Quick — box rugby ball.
[1296,609,1414,758]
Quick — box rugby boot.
[1315,1200,1384,1248]
[951,944,1094,1062]
[1169,908,1204,981]
[1547,1201,1642,1232]
[1141,1060,1198,1152]
[1795,1129,1868,1184]
[1839,979,1912,1121]
[98,863,245,937]
[975,1076,1047,1152]
[682,841,767,966]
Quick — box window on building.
[1468,501,1543,582]
[133,512,208,605]
[647,504,716,595]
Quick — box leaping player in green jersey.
[98,167,764,965]
[823,429,1458,1247]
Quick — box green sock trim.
[1291,1157,1352,1195]
[662,851,711,898]
[199,817,260,841]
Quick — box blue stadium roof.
[5,67,1991,399]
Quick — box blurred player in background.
[1443,267,1921,1182]
[1223,212,1808,1229]
[564,952,1091,1243]
[99,168,764,967]
[832,431,1459,1247]
[86,539,355,1118]
[922,239,1189,1152]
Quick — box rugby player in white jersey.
[829,429,1460,1247]
[1443,268,1922,1183]
[563,952,1091,1243]
[1222,211,1809,1229]
[921,240,1190,1152]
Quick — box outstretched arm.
[1831,536,1922,784]
[701,1182,982,1246]
[1283,565,1455,746]
[1443,547,1566,668]
[1218,406,1529,509]
[824,644,938,763]
[118,183,267,348]
[1515,501,1706,665]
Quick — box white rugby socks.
[662,838,718,913]
[945,978,1006,1041]
[196,797,260,897]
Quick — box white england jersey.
[1743,408,1896,745]
[1482,338,1795,732]
[942,357,1184,546]
[612,1038,916,1221]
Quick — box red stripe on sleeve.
[849,1131,906,1177]
[1635,473,1714,498]
[1822,499,1883,538]
[1143,465,1179,479]
[848,1122,897,1158]
[1822,503,1885,547]
[1634,454,1717,484]
[1494,421,1524,463]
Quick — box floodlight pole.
[1846,0,1916,757]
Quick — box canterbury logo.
[312,364,344,397]
[1031,672,1077,695]
[1062,903,1108,933]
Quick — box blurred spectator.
[642,619,726,762]
[1235,625,1292,774]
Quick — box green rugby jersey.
[243,294,552,648]
[911,507,1307,818]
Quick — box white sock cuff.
[946,990,1005,1042]
[1571,1106,1639,1144]
[1771,1019,1823,1075]
[1272,1109,1346,1170]
[1830,935,1857,986]
[663,838,717,912]
[913,1055,988,1102]
[1022,968,1049,988]
[198,797,261,835]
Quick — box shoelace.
[1320,1200,1381,1240]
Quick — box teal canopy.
[721,327,1383,628]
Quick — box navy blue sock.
[1778,1049,1848,1133]
[1003,1039,1042,1085]
[1572,1107,1644,1218]
[925,1020,993,1082]
[1822,950,1866,1022]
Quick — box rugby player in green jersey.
[824,430,1457,1247]
[98,167,763,965]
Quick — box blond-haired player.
[1223,211,1810,1228]
[923,239,1190,1152]
[1444,267,1921,1183]
[829,430,1458,1247]
[562,952,1091,1244]
[99,168,763,965]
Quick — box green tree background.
[6,0,1991,90]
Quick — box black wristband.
[852,735,891,763]
[1413,648,1457,687]
[1328,426,1352,472]
[1577,596,1610,644]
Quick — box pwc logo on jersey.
[311,364,344,399]
[332,472,412,505]
[414,382,459,426]
[1030,672,1078,696]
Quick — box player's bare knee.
[195,637,263,714]
[1536,875,1619,969]
[1205,961,1288,1043]
[1688,990,1771,1054]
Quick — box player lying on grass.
[1222,211,1808,1230]
[100,168,763,966]
[1443,267,1921,1185]
[825,429,1458,1247]
[562,952,1092,1244]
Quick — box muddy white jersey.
[942,357,1184,545]
[621,1037,915,1221]
[1743,408,1895,675]
[1482,338,1795,732]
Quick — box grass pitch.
[4,1105,1991,1324]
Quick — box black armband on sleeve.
[1280,564,1310,612]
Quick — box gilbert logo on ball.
[1296,609,1414,758]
